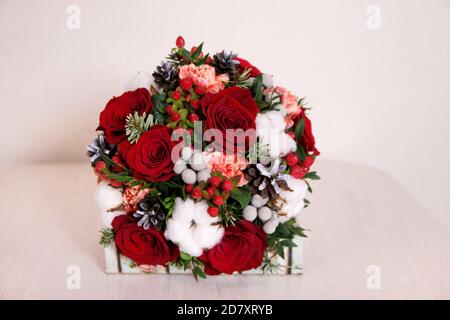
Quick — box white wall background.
[1,0,449,227]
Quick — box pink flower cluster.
[265,86,302,127]
[122,185,150,212]
[179,63,229,94]
[208,152,248,186]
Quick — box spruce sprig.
[125,112,154,144]
[99,228,114,247]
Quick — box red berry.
[291,165,308,179]
[176,36,185,48]
[191,99,200,109]
[302,156,315,168]
[221,180,233,192]
[206,186,215,197]
[209,176,221,187]
[286,152,299,167]
[179,78,193,91]
[207,206,219,217]
[166,105,175,115]
[188,113,199,122]
[190,46,197,54]
[212,195,224,206]
[195,86,206,95]
[191,187,202,199]
[171,112,181,122]
[185,94,192,102]
[206,56,213,65]
[172,91,182,100]
[185,184,194,193]
[94,161,106,172]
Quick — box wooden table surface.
[1,160,449,299]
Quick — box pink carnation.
[265,86,302,127]
[208,152,248,186]
[122,185,150,212]
[179,64,229,93]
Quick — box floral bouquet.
[87,36,320,278]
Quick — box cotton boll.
[96,182,123,213]
[174,158,187,175]
[177,233,203,257]
[193,200,219,226]
[251,194,268,208]
[192,225,224,249]
[102,211,126,228]
[258,206,272,222]
[243,205,257,221]
[171,197,194,222]
[124,71,154,91]
[181,168,197,184]
[265,111,286,132]
[164,219,191,243]
[190,152,208,171]
[181,146,193,161]
[197,169,211,182]
[263,219,278,234]
[278,132,297,157]
[262,74,274,88]
[276,177,308,219]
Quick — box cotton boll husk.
[171,197,194,222]
[197,168,211,182]
[96,182,123,213]
[193,200,219,226]
[192,225,224,249]
[174,158,187,175]
[181,168,197,184]
[124,71,154,91]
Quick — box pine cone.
[152,61,178,91]
[86,132,115,165]
[133,197,166,230]
[244,160,290,200]
[213,50,239,75]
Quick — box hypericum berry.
[209,176,221,187]
[179,78,193,91]
[185,184,194,193]
[221,180,233,192]
[185,94,192,102]
[188,113,199,122]
[191,187,202,199]
[176,36,185,48]
[95,160,106,171]
[191,99,200,109]
[207,206,219,217]
[190,46,197,54]
[291,165,308,179]
[206,186,215,197]
[286,152,299,167]
[212,195,224,206]
[195,85,206,95]
[302,156,315,168]
[166,105,175,115]
[172,91,182,100]
[171,112,181,122]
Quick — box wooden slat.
[104,243,120,274]
[291,236,304,274]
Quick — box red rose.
[99,88,153,144]
[112,215,179,266]
[296,109,320,156]
[200,87,259,153]
[199,221,267,275]
[234,57,262,77]
[119,125,175,182]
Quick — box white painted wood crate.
[104,237,303,275]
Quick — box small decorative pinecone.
[213,50,239,75]
[133,197,166,230]
[152,61,179,91]
[244,160,290,200]
[86,132,115,165]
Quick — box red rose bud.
[171,112,181,122]
[171,91,182,100]
[207,206,219,217]
[206,186,215,197]
[195,85,206,95]
[291,165,308,179]
[179,78,193,91]
[185,184,194,193]
[209,176,221,187]
[221,180,233,192]
[191,99,200,109]
[191,187,202,199]
[176,36,185,48]
[212,195,224,206]
[188,113,199,122]
[286,152,299,167]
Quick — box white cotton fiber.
[177,233,203,257]
[276,177,308,219]
[192,225,224,249]
[96,182,123,213]
[256,110,293,159]
[124,71,154,91]
[165,219,191,243]
[171,197,194,222]
[102,211,126,228]
[193,201,218,226]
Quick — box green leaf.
[296,144,306,161]
[180,252,192,261]
[294,117,305,140]
[280,239,297,247]
[99,228,114,247]
[191,43,204,60]
[303,171,321,180]
[230,185,251,209]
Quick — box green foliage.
[151,91,168,124]
[294,117,305,140]
[228,68,252,88]
[267,219,307,259]
[162,197,175,218]
[99,228,114,247]
[303,171,321,180]
[251,74,265,110]
[172,252,207,280]
[230,185,251,209]
[125,112,154,144]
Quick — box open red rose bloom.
[88,36,320,278]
